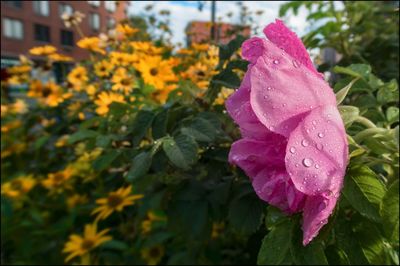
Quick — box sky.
[127,1,310,45]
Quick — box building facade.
[1,0,128,67]
[186,21,251,46]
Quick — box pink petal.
[302,189,340,245]
[225,70,271,140]
[249,39,336,137]
[263,19,322,79]
[229,137,287,179]
[285,105,348,196]
[253,168,306,214]
[241,37,266,64]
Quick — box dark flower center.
[81,239,95,250]
[149,247,161,258]
[42,87,52,97]
[10,180,23,191]
[150,68,158,76]
[107,194,123,208]
[197,71,205,77]
[121,78,131,86]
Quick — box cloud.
[127,1,309,45]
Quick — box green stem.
[354,116,377,128]
[353,127,387,142]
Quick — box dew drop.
[302,158,314,167]
[318,132,325,138]
[301,139,309,147]
[295,163,300,168]
[282,103,287,107]
[315,164,320,169]
[289,147,296,154]
[316,143,323,151]
[267,86,272,90]
[263,95,268,100]
[312,120,317,126]
[273,59,279,64]
[292,59,300,68]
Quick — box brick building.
[1,0,129,67]
[185,21,251,46]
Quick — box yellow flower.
[48,53,73,62]
[111,67,135,94]
[29,45,57,56]
[131,41,163,55]
[42,167,74,194]
[66,194,88,210]
[7,65,31,75]
[67,66,88,90]
[12,99,28,114]
[79,112,85,120]
[61,11,85,28]
[136,56,177,90]
[116,23,139,36]
[1,120,22,133]
[94,91,125,116]
[91,186,144,221]
[141,246,165,265]
[55,135,69,148]
[211,222,225,239]
[63,223,112,263]
[86,84,97,96]
[27,80,64,107]
[192,43,209,51]
[183,62,215,89]
[1,105,9,117]
[1,175,36,199]
[214,88,234,105]
[77,37,105,54]
[94,60,113,78]
[110,52,137,67]
[141,211,166,235]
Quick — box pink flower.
[226,19,348,245]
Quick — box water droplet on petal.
[273,59,279,64]
[295,163,299,168]
[316,143,323,151]
[315,164,320,169]
[302,158,314,167]
[318,132,325,138]
[301,139,309,147]
[289,147,296,154]
[312,120,317,126]
[267,86,272,90]
[263,95,268,99]
[292,59,300,68]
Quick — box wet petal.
[249,40,336,137]
[253,168,306,214]
[229,136,287,179]
[285,105,348,196]
[263,19,322,78]
[241,37,267,64]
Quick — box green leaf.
[162,134,198,170]
[338,105,360,127]
[334,64,371,79]
[386,106,399,125]
[342,166,386,221]
[257,219,292,265]
[355,221,387,265]
[126,151,153,182]
[92,150,120,171]
[265,206,287,230]
[131,110,155,146]
[228,192,264,235]
[34,135,49,149]
[212,69,241,89]
[291,225,328,265]
[101,240,129,251]
[380,179,399,243]
[68,129,99,144]
[152,109,169,139]
[336,78,360,105]
[181,117,218,143]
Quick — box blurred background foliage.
[1,1,399,265]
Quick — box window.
[4,1,23,8]
[88,1,100,7]
[107,17,115,29]
[34,24,50,42]
[105,1,116,12]
[89,13,100,31]
[3,18,23,39]
[59,3,73,17]
[33,1,49,16]
[60,29,73,46]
